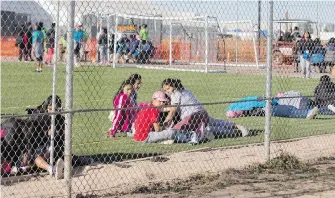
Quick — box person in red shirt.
[134,91,172,142]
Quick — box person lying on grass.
[133,91,177,143]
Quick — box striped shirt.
[110,93,133,136]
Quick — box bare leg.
[35,156,52,172]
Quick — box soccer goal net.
[93,13,260,72]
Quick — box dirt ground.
[1,134,335,198]
[123,156,335,198]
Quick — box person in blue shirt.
[32,22,44,72]
[73,23,84,66]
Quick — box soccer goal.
[103,13,260,73]
[219,20,261,68]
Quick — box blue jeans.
[271,105,334,118]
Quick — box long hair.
[127,73,142,86]
[320,75,331,83]
[114,79,132,100]
[162,78,184,91]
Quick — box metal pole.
[205,16,208,73]
[265,0,274,161]
[65,0,75,197]
[113,15,118,68]
[235,0,239,67]
[107,15,110,64]
[49,0,61,174]
[96,13,100,64]
[169,20,173,66]
[250,21,259,69]
[257,0,261,64]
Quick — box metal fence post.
[65,0,75,197]
[112,15,118,68]
[49,0,61,174]
[205,15,208,73]
[169,20,173,66]
[265,0,274,161]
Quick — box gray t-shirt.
[170,89,205,119]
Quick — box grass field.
[1,61,334,156]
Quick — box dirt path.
[1,134,335,197]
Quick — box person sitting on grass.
[133,91,176,143]
[314,75,335,112]
[162,78,250,142]
[10,96,65,179]
[109,80,134,137]
[125,34,140,63]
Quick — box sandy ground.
[1,134,335,198]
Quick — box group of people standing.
[16,22,56,72]
[292,29,335,78]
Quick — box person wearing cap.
[133,91,175,142]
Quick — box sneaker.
[159,140,174,144]
[236,125,250,137]
[10,166,18,175]
[306,107,318,119]
[126,132,133,137]
[328,104,335,113]
[54,158,64,180]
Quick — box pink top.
[110,93,133,136]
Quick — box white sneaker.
[306,107,318,119]
[236,125,250,137]
[328,104,335,113]
[159,139,174,144]
[55,158,64,180]
[204,128,215,141]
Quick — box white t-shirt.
[170,89,205,119]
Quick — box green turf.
[1,61,334,156]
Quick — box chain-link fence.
[1,1,335,197]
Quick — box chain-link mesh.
[1,1,335,197]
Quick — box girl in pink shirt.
[109,80,134,137]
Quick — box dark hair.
[304,31,311,39]
[320,75,331,83]
[127,73,142,85]
[328,37,335,44]
[162,78,184,91]
[35,95,62,112]
[314,38,321,44]
[294,26,299,31]
[142,24,147,28]
[35,22,42,31]
[103,28,107,34]
[51,23,56,28]
[114,80,132,100]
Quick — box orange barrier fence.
[1,36,19,57]
[1,36,266,63]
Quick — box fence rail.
[1,1,335,197]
